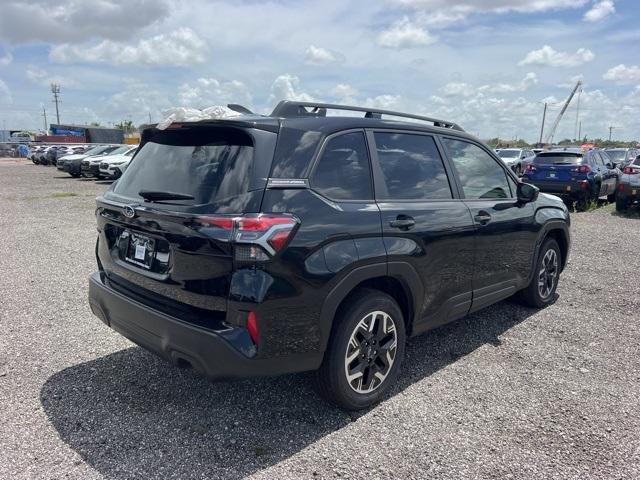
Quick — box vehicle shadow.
[41,299,542,479]
[611,208,640,219]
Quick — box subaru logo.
[123,205,136,218]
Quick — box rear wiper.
[138,190,195,202]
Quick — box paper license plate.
[125,232,155,269]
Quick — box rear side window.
[311,132,372,200]
[374,132,452,200]
[114,127,253,205]
[443,138,512,199]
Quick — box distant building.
[38,124,124,144]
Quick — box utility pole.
[578,121,582,142]
[148,112,152,124]
[50,83,61,124]
[573,87,582,141]
[42,106,48,132]
[538,102,547,145]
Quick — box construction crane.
[544,80,582,144]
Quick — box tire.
[314,289,406,410]
[518,238,561,308]
[616,196,628,212]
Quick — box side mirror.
[517,182,539,204]
[606,162,615,169]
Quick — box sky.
[0,0,639,143]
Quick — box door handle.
[474,211,492,225]
[390,216,415,230]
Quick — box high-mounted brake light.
[195,214,299,260]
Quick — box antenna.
[50,83,61,124]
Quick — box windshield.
[106,145,131,156]
[83,145,110,156]
[534,153,583,164]
[498,149,520,158]
[605,150,626,161]
[113,127,254,205]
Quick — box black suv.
[89,101,570,410]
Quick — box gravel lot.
[1,157,639,480]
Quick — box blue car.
[522,148,620,209]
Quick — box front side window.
[311,131,372,200]
[374,132,452,200]
[443,138,512,199]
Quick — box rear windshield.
[605,150,626,161]
[534,153,583,164]
[497,149,520,158]
[113,127,254,205]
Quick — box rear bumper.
[88,272,321,379]
[525,179,591,198]
[618,183,640,200]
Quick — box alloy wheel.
[344,311,398,393]
[538,248,558,299]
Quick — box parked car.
[615,156,640,211]
[522,148,620,210]
[60,145,121,177]
[81,145,131,178]
[604,148,638,170]
[496,148,536,176]
[88,100,570,410]
[98,146,137,179]
[29,145,46,164]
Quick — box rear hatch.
[529,152,585,182]
[96,123,277,321]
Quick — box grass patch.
[254,446,271,457]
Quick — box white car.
[98,146,137,179]
[496,148,536,176]
[81,145,132,178]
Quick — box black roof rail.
[270,100,463,131]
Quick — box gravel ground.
[1,157,639,480]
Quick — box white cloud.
[304,45,344,65]
[103,82,172,125]
[49,28,208,66]
[0,78,12,103]
[440,82,475,97]
[602,64,640,85]
[0,52,12,66]
[25,64,78,88]
[330,84,359,98]
[583,0,615,22]
[393,1,588,14]
[178,78,252,109]
[479,72,538,93]
[518,45,594,67]
[0,0,169,44]
[269,74,315,104]
[363,94,403,110]
[378,17,437,49]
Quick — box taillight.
[525,164,536,172]
[577,165,591,173]
[623,166,640,174]
[195,213,299,261]
[246,311,259,344]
